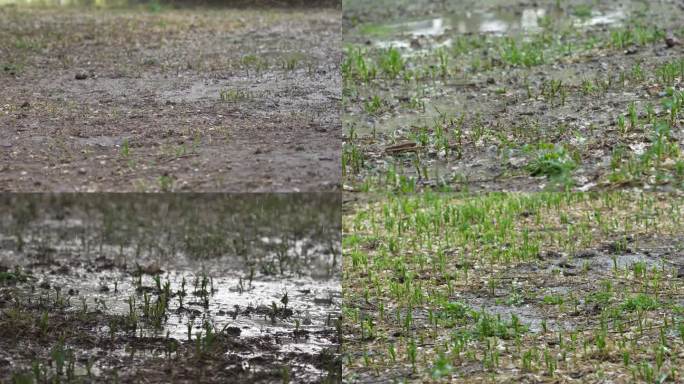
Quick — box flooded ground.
[342,0,684,192]
[0,1,341,192]
[343,192,684,383]
[0,193,342,383]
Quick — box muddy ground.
[343,0,684,192]
[343,192,684,383]
[0,194,342,383]
[0,3,341,192]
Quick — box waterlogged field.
[343,192,684,382]
[0,2,341,192]
[0,194,341,383]
[342,0,684,192]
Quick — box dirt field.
[343,0,684,192]
[343,192,684,383]
[0,3,341,192]
[0,193,342,383]
[342,1,684,382]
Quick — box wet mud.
[0,194,342,383]
[343,0,684,192]
[343,193,684,383]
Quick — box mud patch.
[343,193,684,382]
[0,193,342,383]
[343,0,684,193]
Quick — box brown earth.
[0,5,341,192]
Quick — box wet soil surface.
[343,0,684,192]
[343,193,684,383]
[0,194,342,383]
[0,4,341,192]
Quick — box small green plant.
[281,55,300,71]
[240,54,269,74]
[379,47,404,79]
[621,294,659,312]
[121,139,130,158]
[617,115,627,135]
[158,174,174,192]
[543,295,563,305]
[525,144,577,185]
[500,38,544,67]
[407,338,417,372]
[342,143,364,176]
[363,95,383,115]
[628,102,639,130]
[573,4,593,18]
[38,311,48,337]
[51,341,66,376]
[282,365,291,384]
[147,0,162,13]
[656,58,684,86]
[219,89,251,102]
[431,353,454,379]
[10,372,33,384]
[342,46,377,83]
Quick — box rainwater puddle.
[0,194,341,383]
[366,7,626,52]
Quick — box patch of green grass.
[610,26,664,49]
[344,193,684,381]
[219,89,252,102]
[363,95,383,115]
[608,91,684,186]
[157,174,174,192]
[378,47,404,79]
[0,269,28,285]
[572,4,593,19]
[525,144,577,183]
[342,46,377,84]
[621,294,659,312]
[430,353,454,379]
[148,0,163,13]
[358,23,394,37]
[656,58,684,87]
[473,312,527,340]
[281,53,304,71]
[240,54,269,73]
[499,38,545,68]
[13,37,42,51]
[2,62,24,75]
[542,295,564,305]
[342,143,364,176]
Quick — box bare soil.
[342,192,684,383]
[342,0,684,193]
[0,5,341,192]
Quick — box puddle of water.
[575,9,625,27]
[366,7,626,51]
[76,136,126,148]
[446,293,577,334]
[399,17,446,37]
[0,194,341,381]
[23,266,339,356]
[590,252,663,272]
[473,303,574,333]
